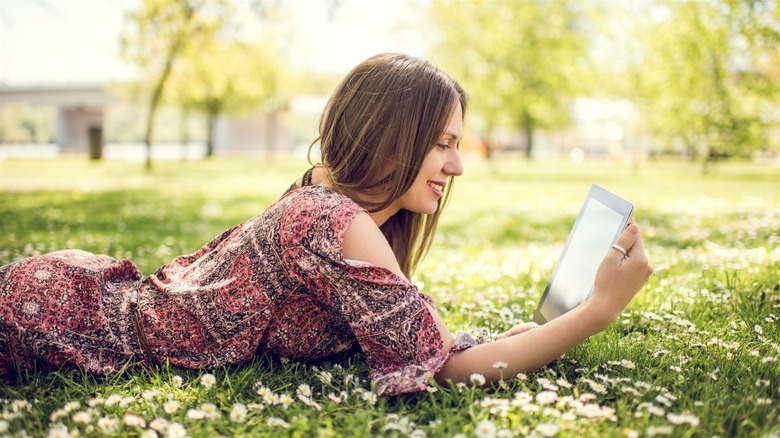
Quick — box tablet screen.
[533,185,633,324]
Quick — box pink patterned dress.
[0,186,476,395]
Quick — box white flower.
[492,361,508,370]
[0,420,9,433]
[123,413,146,428]
[556,378,572,389]
[279,394,295,408]
[200,403,220,418]
[104,394,123,406]
[186,409,205,420]
[535,422,559,437]
[46,423,71,438]
[97,416,119,434]
[755,324,763,334]
[667,412,700,426]
[296,384,312,397]
[362,391,378,405]
[516,373,528,381]
[646,425,674,436]
[474,419,497,438]
[470,373,486,386]
[142,389,162,401]
[166,422,187,438]
[298,394,322,410]
[149,417,169,432]
[267,417,290,428]
[230,403,248,423]
[200,373,216,388]
[163,400,180,414]
[141,430,159,438]
[171,375,184,387]
[535,391,558,405]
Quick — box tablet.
[533,184,634,324]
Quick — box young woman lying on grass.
[0,53,653,396]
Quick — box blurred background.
[0,0,778,172]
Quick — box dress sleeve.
[278,192,478,396]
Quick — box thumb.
[612,222,639,256]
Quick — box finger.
[610,223,639,260]
[496,322,539,340]
[627,234,654,276]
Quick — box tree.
[618,0,779,172]
[168,39,285,157]
[429,0,592,159]
[121,0,232,171]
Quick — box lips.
[427,181,444,194]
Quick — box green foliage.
[121,0,235,169]
[0,104,56,144]
[599,0,780,168]
[429,0,592,159]
[1,158,778,437]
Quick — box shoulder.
[274,186,366,252]
[342,212,407,282]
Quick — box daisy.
[166,422,187,438]
[267,417,290,428]
[474,419,497,438]
[46,423,71,438]
[123,413,146,428]
[186,409,205,420]
[200,403,220,418]
[230,403,248,423]
[163,400,180,414]
[470,373,487,386]
[97,416,119,434]
[200,373,216,388]
[535,423,559,437]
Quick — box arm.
[435,221,653,386]
[342,213,651,388]
[342,213,456,352]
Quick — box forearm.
[435,300,610,386]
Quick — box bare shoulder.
[342,212,407,281]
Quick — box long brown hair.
[311,53,468,278]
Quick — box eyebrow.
[441,131,460,140]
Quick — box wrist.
[581,298,616,332]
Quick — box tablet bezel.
[532,184,634,325]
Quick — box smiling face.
[393,103,464,216]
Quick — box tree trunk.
[144,39,179,171]
[522,111,534,160]
[179,105,190,162]
[205,108,218,158]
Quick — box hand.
[589,219,654,327]
[495,321,539,340]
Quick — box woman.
[0,53,652,396]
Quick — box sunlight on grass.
[1,157,778,437]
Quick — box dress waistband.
[129,280,158,367]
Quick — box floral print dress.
[0,186,476,395]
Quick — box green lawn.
[0,157,778,437]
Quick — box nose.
[443,149,464,176]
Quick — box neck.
[368,205,400,227]
[319,176,399,227]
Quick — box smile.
[427,181,444,192]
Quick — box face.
[395,103,464,215]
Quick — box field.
[0,157,778,437]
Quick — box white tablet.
[533,184,634,324]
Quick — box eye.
[437,142,451,150]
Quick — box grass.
[0,156,778,437]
